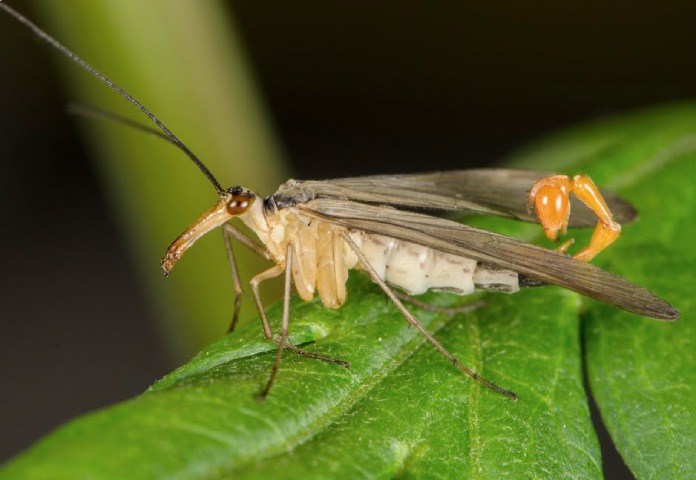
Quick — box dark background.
[2,1,695,476]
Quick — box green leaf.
[584,250,696,480]
[2,278,600,479]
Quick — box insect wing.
[300,198,678,320]
[278,169,637,227]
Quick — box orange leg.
[528,174,621,262]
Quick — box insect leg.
[248,258,348,358]
[250,264,286,339]
[395,292,485,315]
[222,224,272,332]
[258,244,294,402]
[342,233,517,400]
[222,227,244,333]
[248,248,348,399]
[222,223,273,261]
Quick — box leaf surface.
[2,281,600,479]
[4,102,696,479]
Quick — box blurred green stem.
[33,0,287,359]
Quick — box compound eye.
[225,194,253,215]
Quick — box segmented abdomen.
[346,231,519,296]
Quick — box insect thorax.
[250,205,351,308]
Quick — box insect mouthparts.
[160,254,177,277]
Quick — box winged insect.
[1,2,678,402]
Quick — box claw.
[528,174,621,261]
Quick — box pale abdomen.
[345,231,520,297]
[275,214,519,309]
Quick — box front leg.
[251,244,349,402]
[258,245,293,401]
[222,223,272,332]
[395,291,485,315]
[249,263,286,340]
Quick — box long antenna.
[67,104,180,147]
[0,1,225,195]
